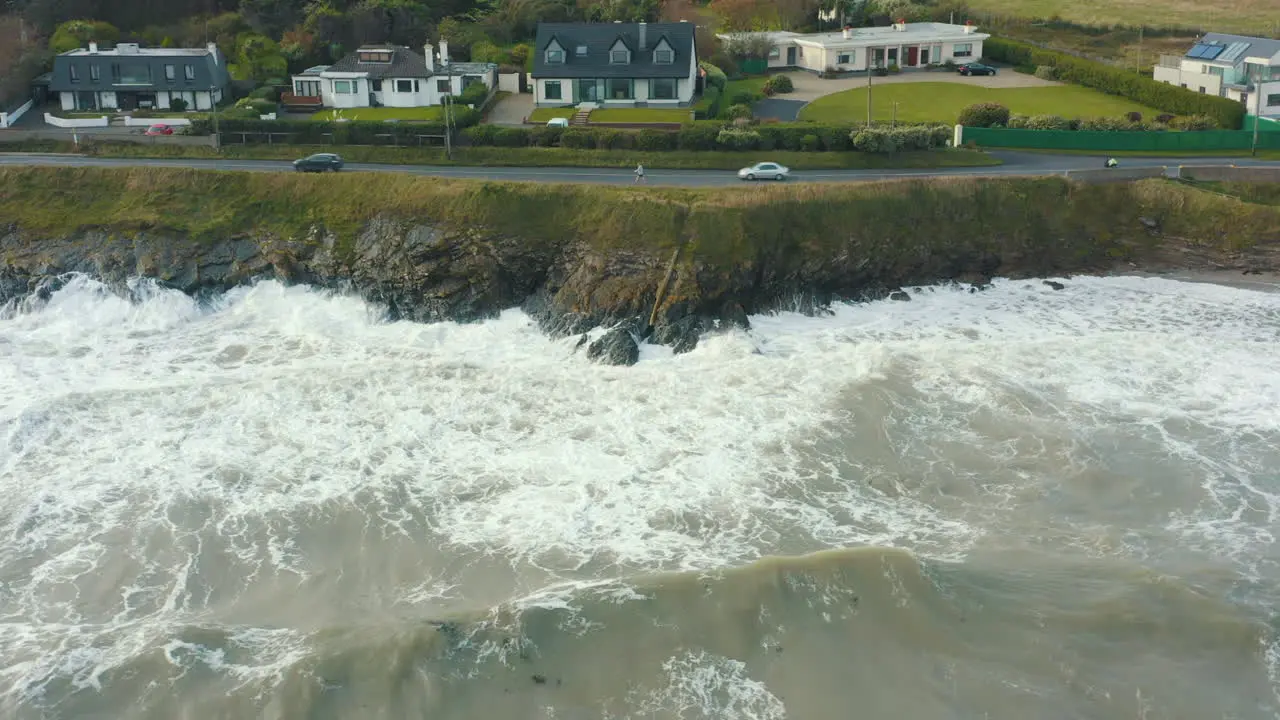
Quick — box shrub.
[528,126,562,147]
[729,90,755,106]
[249,86,280,101]
[1007,114,1031,129]
[463,124,499,145]
[942,60,957,71]
[983,37,1244,129]
[1156,113,1175,124]
[452,83,489,107]
[851,127,895,153]
[763,74,793,94]
[1126,111,1143,123]
[700,61,728,92]
[1026,114,1071,130]
[169,97,188,112]
[678,122,722,151]
[636,128,676,151]
[716,128,761,151]
[560,128,596,149]
[800,133,820,151]
[1078,116,1131,131]
[887,63,900,74]
[492,127,530,147]
[958,102,1010,128]
[1170,114,1216,131]
[1034,65,1057,80]
[696,86,722,120]
[850,125,950,153]
[727,103,753,120]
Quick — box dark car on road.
[957,62,998,76]
[293,153,344,172]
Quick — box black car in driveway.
[293,153,344,172]
[957,62,998,76]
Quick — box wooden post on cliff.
[866,62,873,126]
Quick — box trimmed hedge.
[189,109,481,143]
[983,37,1245,129]
[700,61,727,92]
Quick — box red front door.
[906,46,919,66]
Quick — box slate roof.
[532,22,696,79]
[326,45,433,79]
[49,45,229,93]
[1194,33,1280,63]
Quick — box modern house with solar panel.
[1154,33,1280,118]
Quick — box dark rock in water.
[586,327,639,366]
[652,315,703,355]
[573,334,589,352]
[720,301,751,331]
[1043,280,1065,291]
[888,290,911,302]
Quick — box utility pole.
[1252,77,1261,157]
[210,79,221,152]
[1136,26,1143,73]
[866,58,873,126]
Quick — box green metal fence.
[739,59,768,75]
[1244,115,1280,133]
[961,127,1280,151]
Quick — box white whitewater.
[1,274,1278,719]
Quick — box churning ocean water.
[1,274,1278,720]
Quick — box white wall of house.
[59,92,74,111]
[535,76,691,106]
[373,77,432,107]
[783,38,980,72]
[322,74,368,108]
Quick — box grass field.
[964,0,1275,36]
[799,82,1163,124]
[311,107,444,122]
[992,21,1198,72]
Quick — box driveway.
[753,98,806,121]
[488,92,534,125]
[779,67,1058,103]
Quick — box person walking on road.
[634,163,646,184]
[1105,157,1119,168]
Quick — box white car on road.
[738,162,790,181]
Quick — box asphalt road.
[0,151,1274,186]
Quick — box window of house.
[371,79,382,91]
[437,79,450,93]
[769,47,780,59]
[654,49,673,64]
[358,51,391,63]
[334,80,356,94]
[165,64,175,81]
[547,49,564,63]
[611,49,629,64]
[1199,86,1205,93]
[120,63,149,84]
[545,80,562,100]
[111,63,120,82]
[69,64,79,82]
[576,46,587,56]
[838,53,851,64]
[90,64,100,81]
[1269,93,1280,106]
[184,64,195,81]
[605,77,633,100]
[396,79,413,93]
[651,77,676,99]
[953,43,973,58]
[1209,66,1223,77]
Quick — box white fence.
[0,98,34,129]
[122,116,193,127]
[44,113,109,128]
[498,72,521,93]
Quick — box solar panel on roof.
[1218,41,1249,63]
[1200,44,1224,60]
[1186,44,1207,58]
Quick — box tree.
[229,33,287,82]
[240,0,304,38]
[49,19,119,53]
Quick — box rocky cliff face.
[4,173,1279,365]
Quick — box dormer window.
[547,49,564,63]
[357,50,391,63]
[654,49,673,64]
[611,49,629,64]
[576,46,587,56]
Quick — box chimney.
[439,39,449,65]
[88,41,98,53]
[424,43,434,71]
[639,21,647,50]
[207,42,219,63]
[842,25,852,39]
[964,20,975,34]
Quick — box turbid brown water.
[1,275,1277,719]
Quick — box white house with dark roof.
[1154,33,1280,118]
[531,22,699,107]
[718,21,989,73]
[48,41,229,112]
[288,40,497,110]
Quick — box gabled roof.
[326,45,432,79]
[49,44,229,92]
[532,22,696,79]
[1189,33,1280,64]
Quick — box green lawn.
[799,82,1163,124]
[529,107,577,122]
[311,107,444,122]
[590,108,693,123]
